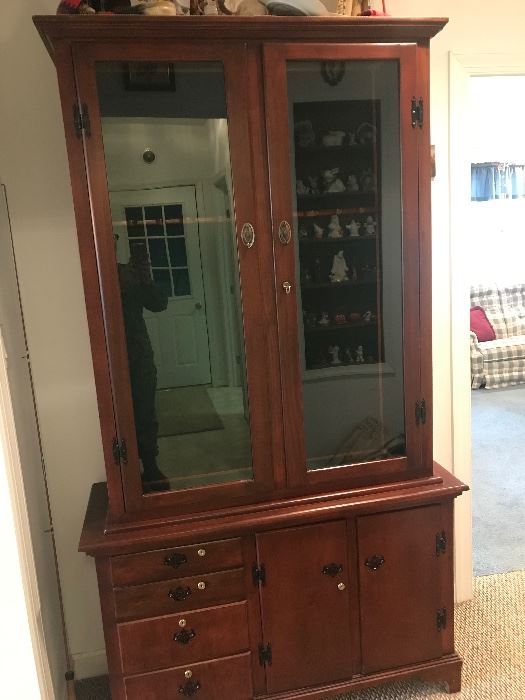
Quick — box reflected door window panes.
[96,61,253,495]
[287,60,406,471]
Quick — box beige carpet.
[75,571,525,699]
[156,386,223,437]
[329,570,525,700]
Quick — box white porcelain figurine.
[313,222,324,240]
[322,168,346,193]
[364,216,376,235]
[329,250,349,283]
[327,214,343,238]
[355,345,365,363]
[346,219,361,238]
[328,345,342,365]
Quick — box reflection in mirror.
[96,61,253,495]
[287,60,406,471]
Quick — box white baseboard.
[72,650,108,680]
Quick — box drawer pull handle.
[365,555,385,571]
[164,552,188,569]
[174,628,196,645]
[169,586,192,602]
[179,680,201,696]
[322,563,343,577]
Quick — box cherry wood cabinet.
[34,14,466,700]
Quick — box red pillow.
[470,306,496,342]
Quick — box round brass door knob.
[337,582,346,591]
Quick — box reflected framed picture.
[125,62,176,91]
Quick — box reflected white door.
[110,186,211,388]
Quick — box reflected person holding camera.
[116,235,169,493]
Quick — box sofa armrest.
[470,331,484,388]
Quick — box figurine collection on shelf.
[299,215,377,241]
[300,252,376,286]
[296,166,375,197]
[293,99,383,373]
[305,341,378,370]
[303,308,377,329]
[294,119,377,150]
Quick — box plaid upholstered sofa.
[471,284,525,389]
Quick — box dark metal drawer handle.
[173,628,196,645]
[322,563,343,577]
[164,552,188,569]
[179,680,201,696]
[365,555,385,571]
[169,586,192,602]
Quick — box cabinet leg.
[445,672,462,694]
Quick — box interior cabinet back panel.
[357,505,443,674]
[257,520,353,694]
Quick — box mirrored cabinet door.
[264,44,422,487]
[74,45,279,510]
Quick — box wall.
[2,0,524,675]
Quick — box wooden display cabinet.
[34,14,466,700]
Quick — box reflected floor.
[156,386,252,491]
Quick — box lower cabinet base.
[82,471,467,700]
[255,654,463,699]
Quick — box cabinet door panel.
[263,43,423,489]
[357,505,443,674]
[257,521,353,693]
[73,43,281,514]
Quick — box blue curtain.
[471,162,525,201]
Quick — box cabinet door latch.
[436,607,447,631]
[411,97,424,128]
[252,564,266,586]
[415,399,427,426]
[436,530,447,555]
[258,642,272,666]
[112,437,128,465]
[73,103,91,139]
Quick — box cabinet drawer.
[124,652,253,700]
[115,568,245,621]
[119,601,249,675]
[112,538,243,587]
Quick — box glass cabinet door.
[74,44,279,511]
[263,44,422,487]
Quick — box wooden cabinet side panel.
[94,557,125,700]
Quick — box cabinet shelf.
[304,321,377,333]
[302,280,376,289]
[295,144,374,156]
[300,235,377,244]
[297,207,376,219]
[297,192,376,203]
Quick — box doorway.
[111,185,212,388]
[467,75,525,576]
[450,57,525,596]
